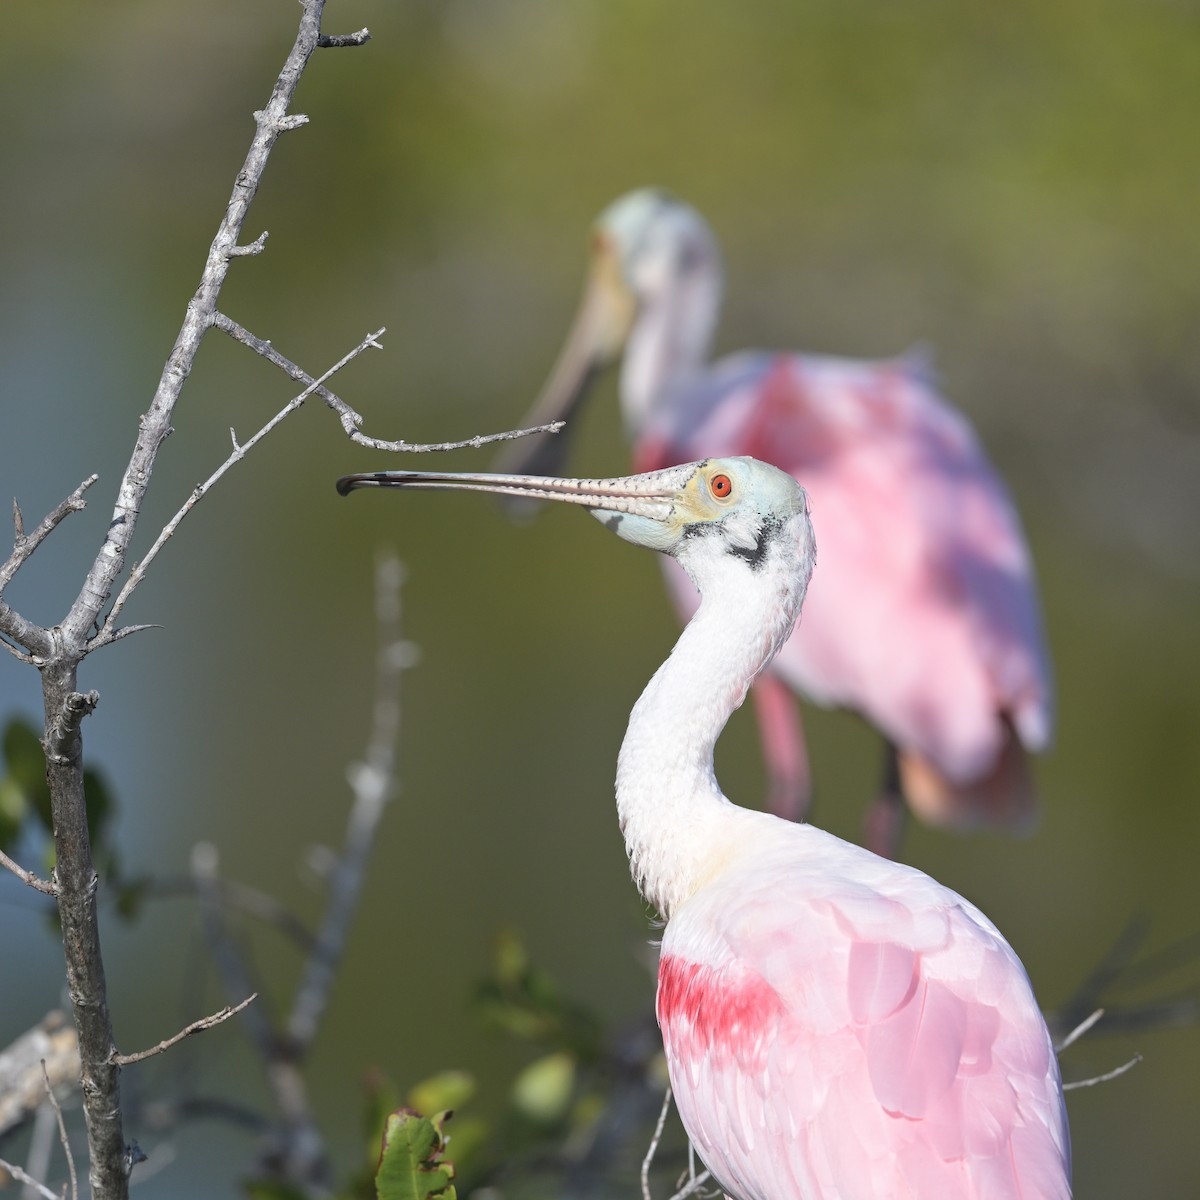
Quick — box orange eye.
[710,473,733,499]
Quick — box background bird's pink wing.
[658,836,1070,1199]
[645,352,1053,814]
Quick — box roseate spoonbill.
[496,190,1054,856]
[337,456,1071,1199]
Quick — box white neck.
[619,259,722,435]
[615,524,811,918]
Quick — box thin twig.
[22,1102,57,1200]
[41,1061,77,1200]
[90,328,384,650]
[0,849,57,896]
[1062,1054,1143,1090]
[147,876,317,953]
[1055,1007,1104,1054]
[317,28,371,47]
[0,475,98,593]
[641,1087,673,1200]
[287,552,415,1051]
[190,846,277,1067]
[0,1157,59,1200]
[670,1167,713,1200]
[0,475,99,660]
[229,231,269,257]
[0,632,35,663]
[1048,915,1200,1044]
[191,843,330,1187]
[212,311,565,452]
[112,994,258,1067]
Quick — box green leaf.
[2,718,51,830]
[113,874,151,920]
[511,1052,576,1125]
[362,1070,404,1172]
[243,1182,311,1200]
[473,928,603,1060]
[0,776,26,850]
[375,1109,457,1200]
[83,767,114,842]
[406,1071,475,1120]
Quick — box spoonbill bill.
[338,456,1071,1199]
[496,190,1054,856]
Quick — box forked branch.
[213,311,565,453]
[89,328,386,650]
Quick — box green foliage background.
[1,1,1197,1196]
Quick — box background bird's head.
[493,189,723,481]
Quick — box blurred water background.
[1,1,1197,1196]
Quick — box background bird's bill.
[491,234,636,480]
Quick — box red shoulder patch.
[657,953,783,1067]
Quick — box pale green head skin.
[590,456,805,557]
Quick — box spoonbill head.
[339,454,810,593]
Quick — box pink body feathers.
[638,349,1052,831]
[656,823,1070,1198]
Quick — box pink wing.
[638,351,1053,826]
[657,828,1071,1199]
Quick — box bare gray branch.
[0,475,98,660]
[0,1012,79,1139]
[112,994,258,1067]
[1062,1054,1143,1090]
[22,5,345,1197]
[0,849,57,896]
[45,691,100,765]
[90,328,384,651]
[0,475,97,593]
[59,1,330,651]
[287,552,412,1050]
[191,843,330,1187]
[317,28,371,48]
[230,231,270,257]
[212,311,565,453]
[0,1157,59,1200]
[41,1059,78,1200]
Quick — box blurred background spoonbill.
[496,189,1054,856]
